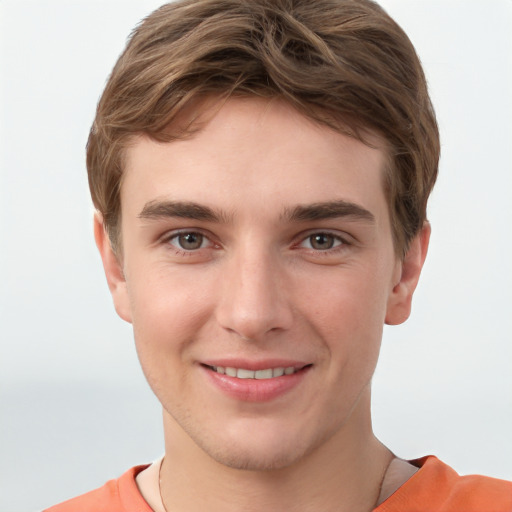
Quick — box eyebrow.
[138,200,231,223]
[138,199,375,225]
[283,200,375,223]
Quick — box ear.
[385,222,431,325]
[94,212,132,323]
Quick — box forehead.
[122,98,389,226]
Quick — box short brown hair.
[87,0,439,256]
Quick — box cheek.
[127,272,206,409]
[128,263,213,328]
[305,265,390,331]
[302,267,390,370]
[125,266,217,385]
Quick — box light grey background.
[1,1,511,511]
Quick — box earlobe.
[385,222,431,326]
[94,213,132,323]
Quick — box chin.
[190,419,324,472]
[203,439,307,471]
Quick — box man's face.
[103,98,413,470]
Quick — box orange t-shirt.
[44,456,512,512]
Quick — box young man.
[46,0,512,511]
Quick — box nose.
[215,246,293,341]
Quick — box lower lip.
[202,365,311,402]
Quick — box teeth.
[211,366,297,379]
[272,367,284,377]
[237,368,254,379]
[225,367,237,377]
[255,369,273,379]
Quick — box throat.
[156,442,397,512]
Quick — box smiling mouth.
[204,365,310,379]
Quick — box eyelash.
[162,230,217,256]
[161,230,350,256]
[294,231,350,255]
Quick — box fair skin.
[96,98,429,512]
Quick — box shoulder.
[376,456,512,512]
[43,465,152,512]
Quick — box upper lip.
[200,359,311,371]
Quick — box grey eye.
[300,233,345,251]
[309,233,335,250]
[174,232,205,250]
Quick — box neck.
[159,392,393,512]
